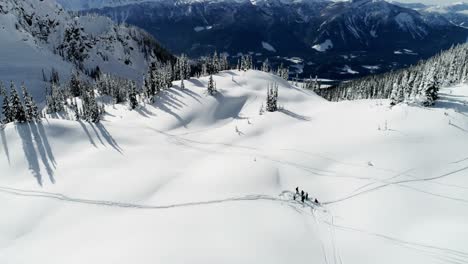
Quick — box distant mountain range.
[57,0,468,79]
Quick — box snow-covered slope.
[1,70,468,263]
[421,2,468,27]
[0,0,172,100]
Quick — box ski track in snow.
[324,164,468,205]
[323,221,468,264]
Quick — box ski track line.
[311,209,330,264]
[0,188,327,213]
[323,222,468,263]
[324,165,468,205]
[0,186,285,209]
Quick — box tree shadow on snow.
[16,122,56,186]
[186,79,205,88]
[213,93,249,120]
[278,109,311,121]
[78,120,97,148]
[78,121,123,154]
[153,89,191,128]
[178,88,202,104]
[0,126,10,165]
[95,123,123,154]
[434,93,468,115]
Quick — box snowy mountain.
[1,69,468,263]
[0,0,173,100]
[71,0,468,79]
[56,0,327,10]
[421,2,468,27]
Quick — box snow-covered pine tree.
[1,82,12,124]
[46,83,65,114]
[266,82,278,112]
[69,71,82,97]
[82,86,101,123]
[70,98,80,120]
[422,75,440,106]
[21,83,40,122]
[220,54,229,71]
[9,82,26,123]
[128,81,139,110]
[276,64,289,80]
[207,75,217,96]
[180,77,185,90]
[212,51,220,73]
[262,59,270,72]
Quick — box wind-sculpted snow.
[1,71,468,263]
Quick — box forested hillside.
[316,43,468,106]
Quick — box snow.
[2,70,468,263]
[284,57,303,64]
[0,0,157,102]
[261,41,276,52]
[312,39,333,52]
[395,12,427,38]
[194,26,213,32]
[362,65,380,72]
[0,13,74,100]
[340,65,359,74]
[394,49,418,55]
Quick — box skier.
[314,198,319,204]
[293,194,296,200]
[305,193,309,201]
[301,190,304,198]
[301,194,305,203]
[295,187,299,194]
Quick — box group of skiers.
[293,187,319,204]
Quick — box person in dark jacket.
[305,193,309,201]
[296,187,299,194]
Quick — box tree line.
[1,82,41,124]
[315,43,468,106]
[0,51,235,125]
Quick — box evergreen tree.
[21,83,40,121]
[180,77,185,90]
[266,82,278,112]
[262,59,270,72]
[82,87,101,123]
[1,82,12,124]
[9,82,26,123]
[69,71,82,97]
[128,81,138,109]
[207,75,217,96]
[422,75,439,106]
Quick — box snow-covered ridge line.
[56,0,329,11]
